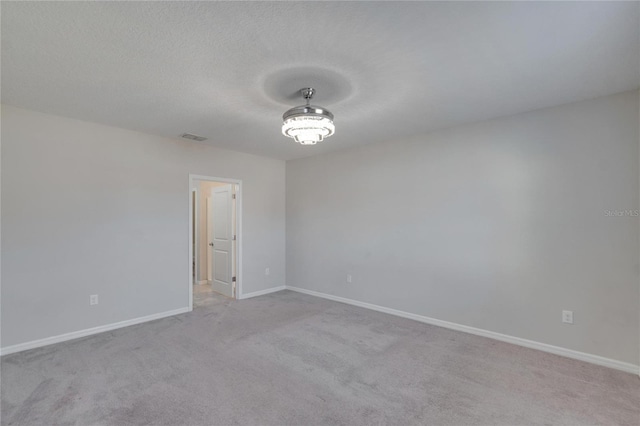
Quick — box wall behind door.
[1,105,286,349]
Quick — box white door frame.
[188,174,243,308]
[192,189,200,284]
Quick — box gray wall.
[1,105,286,348]
[286,90,639,365]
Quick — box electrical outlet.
[346,274,352,283]
[90,294,99,306]
[562,310,573,324]
[265,268,270,276]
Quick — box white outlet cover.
[90,294,99,305]
[562,310,573,324]
[265,268,270,276]
[347,274,352,283]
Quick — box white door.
[206,197,213,282]
[208,184,234,298]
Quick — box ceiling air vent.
[181,133,207,142]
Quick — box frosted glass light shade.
[282,115,335,145]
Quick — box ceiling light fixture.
[282,88,335,145]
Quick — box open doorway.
[189,174,242,309]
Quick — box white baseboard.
[0,307,191,356]
[240,285,286,300]
[4,287,636,376]
[195,280,207,285]
[286,286,639,375]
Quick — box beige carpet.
[2,290,639,425]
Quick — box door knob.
[209,242,214,247]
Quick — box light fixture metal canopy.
[282,87,335,145]
[282,104,334,122]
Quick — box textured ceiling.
[2,2,639,160]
